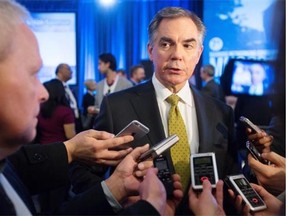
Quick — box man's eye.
[160,42,170,48]
[184,43,194,49]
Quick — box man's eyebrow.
[183,38,197,43]
[159,37,174,43]
[159,37,197,43]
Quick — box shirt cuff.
[101,180,123,212]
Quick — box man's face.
[250,64,266,84]
[148,17,203,92]
[0,24,48,152]
[98,60,109,74]
[61,65,73,82]
[134,68,146,82]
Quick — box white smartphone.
[190,152,219,190]
[138,134,179,162]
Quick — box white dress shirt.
[0,174,32,216]
[63,82,79,118]
[152,74,199,154]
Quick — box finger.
[137,159,153,171]
[188,186,198,202]
[95,159,122,166]
[96,148,133,161]
[227,189,235,199]
[105,135,134,149]
[172,173,181,182]
[126,144,150,161]
[261,151,283,165]
[215,180,224,207]
[202,179,212,192]
[247,154,267,173]
[88,129,115,140]
[234,195,243,214]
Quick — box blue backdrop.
[18,0,202,107]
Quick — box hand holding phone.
[190,152,219,190]
[116,120,149,138]
[225,174,267,212]
[246,141,270,165]
[239,116,261,133]
[114,120,149,150]
[138,134,179,162]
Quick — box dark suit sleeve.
[7,143,69,195]
[56,183,115,215]
[119,200,160,216]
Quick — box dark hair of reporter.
[40,81,70,118]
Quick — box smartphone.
[116,120,149,138]
[239,116,262,133]
[113,120,149,150]
[138,134,179,162]
[224,174,267,212]
[154,155,174,198]
[246,141,270,165]
[190,152,219,190]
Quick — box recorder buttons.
[200,176,209,182]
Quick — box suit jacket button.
[33,153,43,161]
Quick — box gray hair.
[148,7,206,46]
[0,0,30,61]
[202,64,215,76]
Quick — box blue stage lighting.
[99,0,116,7]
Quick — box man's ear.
[147,43,153,61]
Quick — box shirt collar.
[152,73,193,107]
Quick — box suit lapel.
[129,80,166,146]
[191,86,211,153]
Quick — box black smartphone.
[246,141,270,165]
[239,116,262,133]
[154,155,174,198]
[138,134,179,162]
[225,174,267,212]
[190,152,219,190]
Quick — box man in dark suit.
[200,64,226,102]
[0,1,182,215]
[86,6,238,215]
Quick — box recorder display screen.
[194,156,212,166]
[234,178,250,190]
[155,160,168,170]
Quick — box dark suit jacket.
[0,143,159,215]
[201,79,226,102]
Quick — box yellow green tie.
[166,94,190,191]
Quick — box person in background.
[116,68,127,78]
[0,1,183,215]
[200,64,226,102]
[248,63,267,96]
[36,80,76,213]
[129,64,146,86]
[37,80,76,144]
[49,63,83,132]
[82,79,97,130]
[87,53,133,116]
